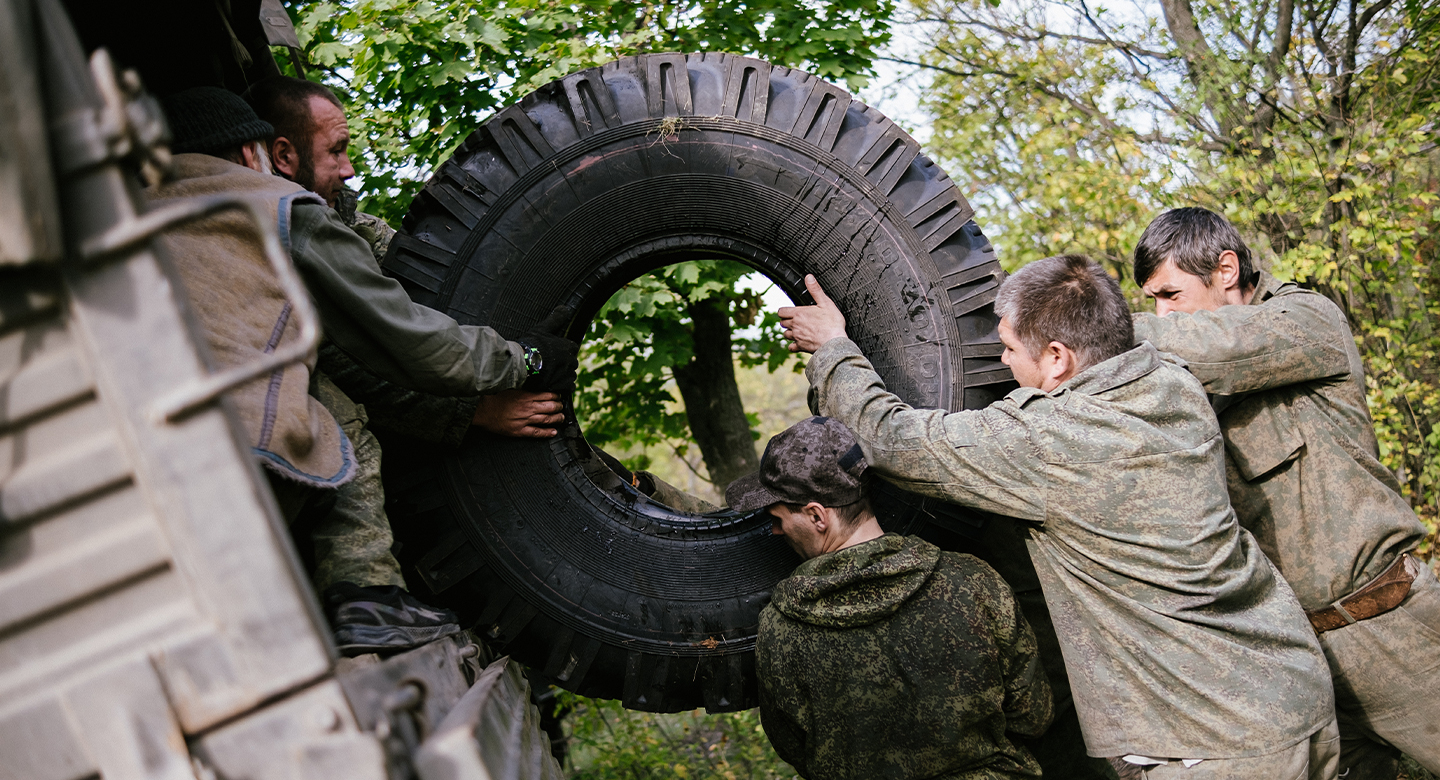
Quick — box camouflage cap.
[725,417,869,512]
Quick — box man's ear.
[1214,249,1242,292]
[1047,341,1075,380]
[271,136,300,179]
[239,142,263,173]
[803,502,829,534]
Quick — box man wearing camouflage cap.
[729,416,1052,780]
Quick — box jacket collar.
[1250,270,1286,305]
[1057,341,1164,397]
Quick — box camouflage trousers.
[1130,720,1339,780]
[267,373,407,593]
[973,521,1117,780]
[1321,557,1440,779]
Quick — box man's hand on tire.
[779,275,848,353]
[472,390,565,438]
[518,332,580,393]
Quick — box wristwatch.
[521,343,543,377]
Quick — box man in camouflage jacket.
[727,417,1051,780]
[779,256,1338,777]
[1130,207,1440,778]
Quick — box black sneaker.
[323,582,462,656]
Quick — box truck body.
[0,1,558,777]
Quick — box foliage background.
[282,0,895,224]
[560,693,799,779]
[900,0,1440,542]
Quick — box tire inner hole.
[571,259,809,514]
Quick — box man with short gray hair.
[779,255,1338,777]
[1131,207,1440,778]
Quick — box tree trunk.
[672,297,759,493]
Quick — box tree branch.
[909,13,1177,59]
[1157,0,1239,138]
[1253,0,1296,141]
[1073,0,1228,144]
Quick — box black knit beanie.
[162,86,274,155]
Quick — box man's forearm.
[805,338,1047,522]
[290,203,528,396]
[317,342,479,448]
[1133,300,1349,394]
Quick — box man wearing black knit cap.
[730,416,1052,780]
[152,86,574,654]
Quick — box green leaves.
[280,0,895,223]
[913,0,1440,526]
[574,260,796,473]
[560,691,798,778]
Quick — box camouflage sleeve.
[1132,296,1350,395]
[317,342,479,448]
[757,611,810,777]
[759,694,809,777]
[288,203,527,397]
[806,338,1048,522]
[995,579,1053,738]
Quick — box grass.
[561,695,800,780]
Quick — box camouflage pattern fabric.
[1133,273,1440,774]
[758,534,1051,780]
[1320,561,1440,776]
[1131,719,1338,780]
[348,211,395,261]
[975,519,1119,780]
[806,338,1334,759]
[334,190,395,264]
[641,471,721,514]
[1132,272,1425,609]
[307,372,406,591]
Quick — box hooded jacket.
[757,534,1050,780]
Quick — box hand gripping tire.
[380,53,1014,712]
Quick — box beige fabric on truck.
[146,153,355,487]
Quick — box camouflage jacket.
[807,339,1333,759]
[1133,272,1425,610]
[758,534,1051,780]
[287,202,527,397]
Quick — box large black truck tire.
[379,52,1014,713]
